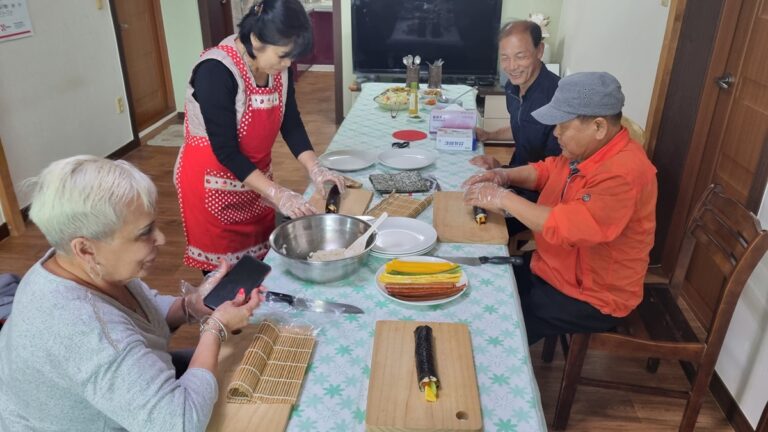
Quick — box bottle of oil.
[408,81,420,118]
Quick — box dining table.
[251,82,547,431]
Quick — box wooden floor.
[0,71,734,431]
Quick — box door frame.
[109,0,176,134]
[333,0,343,124]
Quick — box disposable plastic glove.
[463,182,510,212]
[264,184,317,218]
[308,161,347,196]
[461,168,509,189]
[180,260,230,323]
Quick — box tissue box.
[429,107,478,134]
[436,128,475,151]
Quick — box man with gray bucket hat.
[462,72,657,345]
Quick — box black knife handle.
[265,291,295,306]
[479,256,524,266]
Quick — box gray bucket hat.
[532,72,625,125]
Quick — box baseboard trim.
[711,372,754,431]
[0,139,139,242]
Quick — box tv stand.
[355,73,497,88]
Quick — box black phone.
[203,255,271,310]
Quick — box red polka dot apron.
[175,44,284,270]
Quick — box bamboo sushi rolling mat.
[365,193,433,218]
[226,321,315,405]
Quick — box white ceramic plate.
[319,150,376,171]
[372,217,437,255]
[377,149,437,170]
[375,256,468,306]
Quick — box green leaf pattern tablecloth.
[258,83,546,431]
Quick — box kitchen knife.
[434,256,523,266]
[265,291,364,314]
[325,184,341,214]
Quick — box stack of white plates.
[371,217,438,258]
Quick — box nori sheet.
[414,325,438,390]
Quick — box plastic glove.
[463,182,511,212]
[468,154,502,170]
[308,161,347,197]
[461,168,509,189]
[264,184,317,218]
[180,260,231,323]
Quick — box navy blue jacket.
[505,63,561,168]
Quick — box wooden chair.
[551,184,768,431]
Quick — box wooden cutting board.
[207,325,292,432]
[432,191,509,245]
[366,321,482,432]
[308,187,374,215]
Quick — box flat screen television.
[351,0,503,84]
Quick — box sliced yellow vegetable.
[385,259,459,275]
[425,381,437,402]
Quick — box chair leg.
[542,335,558,363]
[646,357,660,373]
[559,334,570,357]
[678,363,715,431]
[552,333,590,430]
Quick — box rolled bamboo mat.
[227,321,315,404]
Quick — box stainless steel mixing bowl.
[268,214,377,283]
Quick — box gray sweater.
[0,250,218,431]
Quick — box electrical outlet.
[115,96,125,113]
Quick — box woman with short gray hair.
[0,156,263,431]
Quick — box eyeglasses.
[391,141,410,149]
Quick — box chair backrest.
[668,184,768,349]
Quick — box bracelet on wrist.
[199,315,227,343]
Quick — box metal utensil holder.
[428,64,442,89]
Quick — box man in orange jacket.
[463,72,657,345]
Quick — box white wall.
[160,0,204,112]
[556,0,669,129]
[0,1,132,220]
[716,183,768,427]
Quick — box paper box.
[429,106,478,134]
[436,128,475,151]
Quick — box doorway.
[112,0,175,132]
[198,0,234,48]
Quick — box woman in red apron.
[174,0,345,271]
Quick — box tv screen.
[351,0,503,79]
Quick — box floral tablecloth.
[258,83,546,431]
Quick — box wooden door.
[198,0,234,48]
[113,0,175,132]
[671,0,768,325]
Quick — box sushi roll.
[473,206,487,225]
[414,325,439,402]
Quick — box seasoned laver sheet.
[227,321,315,404]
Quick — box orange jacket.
[530,128,657,317]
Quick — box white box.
[429,107,478,134]
[436,128,475,151]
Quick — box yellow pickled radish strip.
[385,259,459,274]
[378,272,462,284]
[425,381,437,402]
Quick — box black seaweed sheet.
[414,325,438,390]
